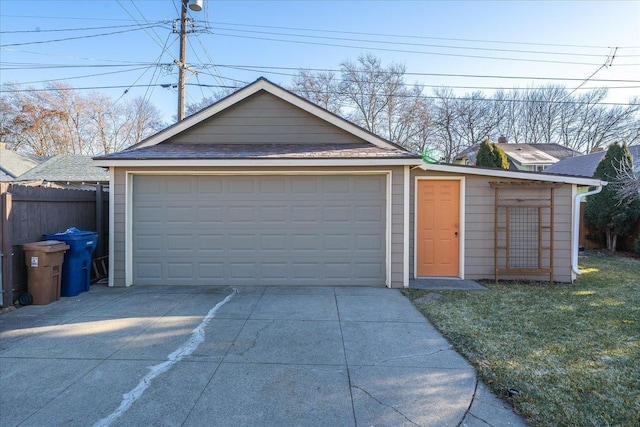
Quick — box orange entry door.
[416,180,460,277]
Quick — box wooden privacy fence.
[0,183,108,307]
[579,202,640,251]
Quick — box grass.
[403,252,640,427]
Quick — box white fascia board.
[419,163,605,186]
[131,79,400,151]
[93,158,423,168]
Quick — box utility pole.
[176,0,203,121]
[177,0,188,122]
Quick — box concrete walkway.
[0,285,526,427]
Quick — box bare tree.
[612,157,640,207]
[430,87,462,163]
[290,54,433,154]
[0,82,164,155]
[184,86,242,118]
[290,70,341,114]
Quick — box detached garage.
[95,78,420,288]
[95,78,603,288]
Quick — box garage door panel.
[198,263,224,279]
[197,208,224,223]
[132,175,386,286]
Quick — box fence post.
[1,183,14,307]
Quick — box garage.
[132,174,388,286]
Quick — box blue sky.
[1,0,639,123]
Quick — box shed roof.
[418,162,605,186]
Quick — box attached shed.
[411,164,603,283]
[94,78,603,289]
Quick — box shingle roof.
[544,145,640,177]
[456,143,581,166]
[94,143,421,160]
[16,154,108,183]
[0,148,44,180]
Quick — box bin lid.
[44,227,97,240]
[21,240,70,252]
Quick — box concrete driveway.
[0,285,525,427]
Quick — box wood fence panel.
[1,184,108,306]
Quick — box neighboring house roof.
[0,147,44,180]
[94,78,422,167]
[15,154,109,183]
[544,145,640,178]
[456,143,581,166]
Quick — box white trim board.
[413,176,466,280]
[123,170,394,288]
[94,158,422,168]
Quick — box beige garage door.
[132,175,387,286]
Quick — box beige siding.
[167,91,364,145]
[111,166,407,288]
[410,170,574,283]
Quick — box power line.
[210,32,611,66]
[116,0,168,51]
[0,21,169,34]
[207,20,640,50]
[209,25,637,59]
[7,66,154,86]
[0,24,169,48]
[214,64,640,83]
[2,83,637,108]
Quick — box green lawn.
[404,253,640,427]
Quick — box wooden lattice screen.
[490,181,561,283]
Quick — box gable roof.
[0,147,44,180]
[456,143,581,166]
[544,145,640,177]
[16,155,109,183]
[94,78,421,167]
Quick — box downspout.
[572,183,606,275]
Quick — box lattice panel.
[490,182,559,282]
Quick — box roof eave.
[93,158,423,168]
[418,163,606,186]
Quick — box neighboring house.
[15,154,109,188]
[94,78,603,289]
[0,143,44,181]
[455,139,581,172]
[544,145,640,177]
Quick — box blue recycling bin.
[44,228,97,297]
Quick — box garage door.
[132,175,387,286]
